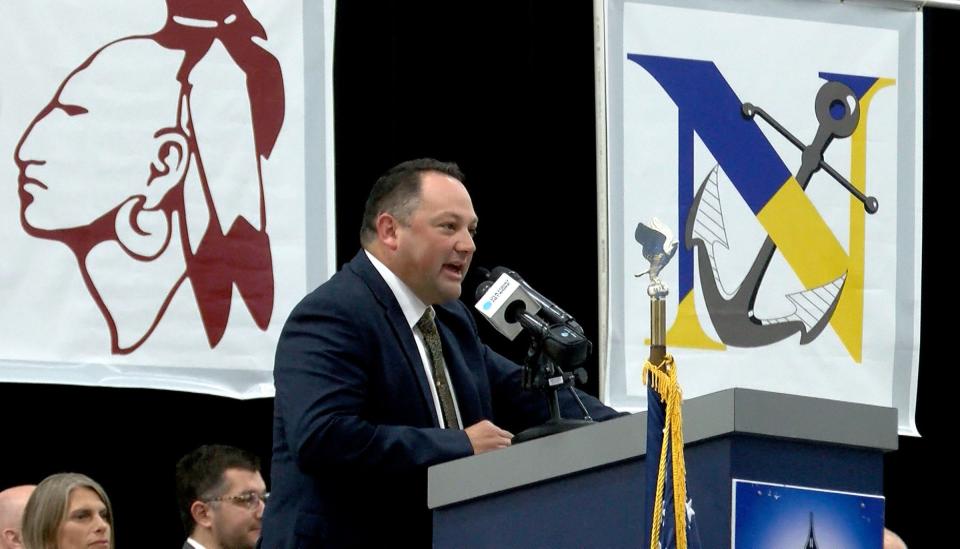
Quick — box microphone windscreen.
[475,280,494,302]
[490,266,518,281]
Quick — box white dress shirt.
[365,251,463,428]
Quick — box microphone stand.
[513,316,594,443]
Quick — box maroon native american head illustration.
[14,0,284,354]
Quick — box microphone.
[474,273,543,340]
[487,267,584,334]
[475,272,592,367]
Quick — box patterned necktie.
[415,308,459,429]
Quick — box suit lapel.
[384,303,441,427]
[436,313,483,425]
[347,251,440,427]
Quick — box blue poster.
[732,479,884,548]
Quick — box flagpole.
[633,217,675,371]
[644,252,677,549]
[636,218,694,549]
[649,283,667,367]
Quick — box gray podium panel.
[429,389,896,548]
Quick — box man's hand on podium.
[465,420,513,454]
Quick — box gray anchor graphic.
[684,81,879,347]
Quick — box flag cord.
[643,354,689,549]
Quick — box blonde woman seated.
[21,473,112,549]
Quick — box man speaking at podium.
[261,158,619,548]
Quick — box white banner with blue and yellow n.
[601,0,922,434]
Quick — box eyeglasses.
[202,491,269,510]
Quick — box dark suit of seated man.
[261,158,620,548]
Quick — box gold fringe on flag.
[642,354,689,549]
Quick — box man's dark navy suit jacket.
[261,251,619,548]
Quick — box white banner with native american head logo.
[599,0,921,433]
[0,0,336,398]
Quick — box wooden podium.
[428,388,896,548]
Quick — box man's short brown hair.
[359,158,465,245]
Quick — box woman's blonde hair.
[21,473,113,549]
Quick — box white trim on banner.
[595,0,612,401]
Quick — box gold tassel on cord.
[642,354,689,549]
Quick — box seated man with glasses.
[175,445,267,549]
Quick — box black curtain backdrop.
[1,3,947,547]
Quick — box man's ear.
[376,212,401,251]
[190,500,214,529]
[144,129,189,209]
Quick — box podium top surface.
[427,388,897,509]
